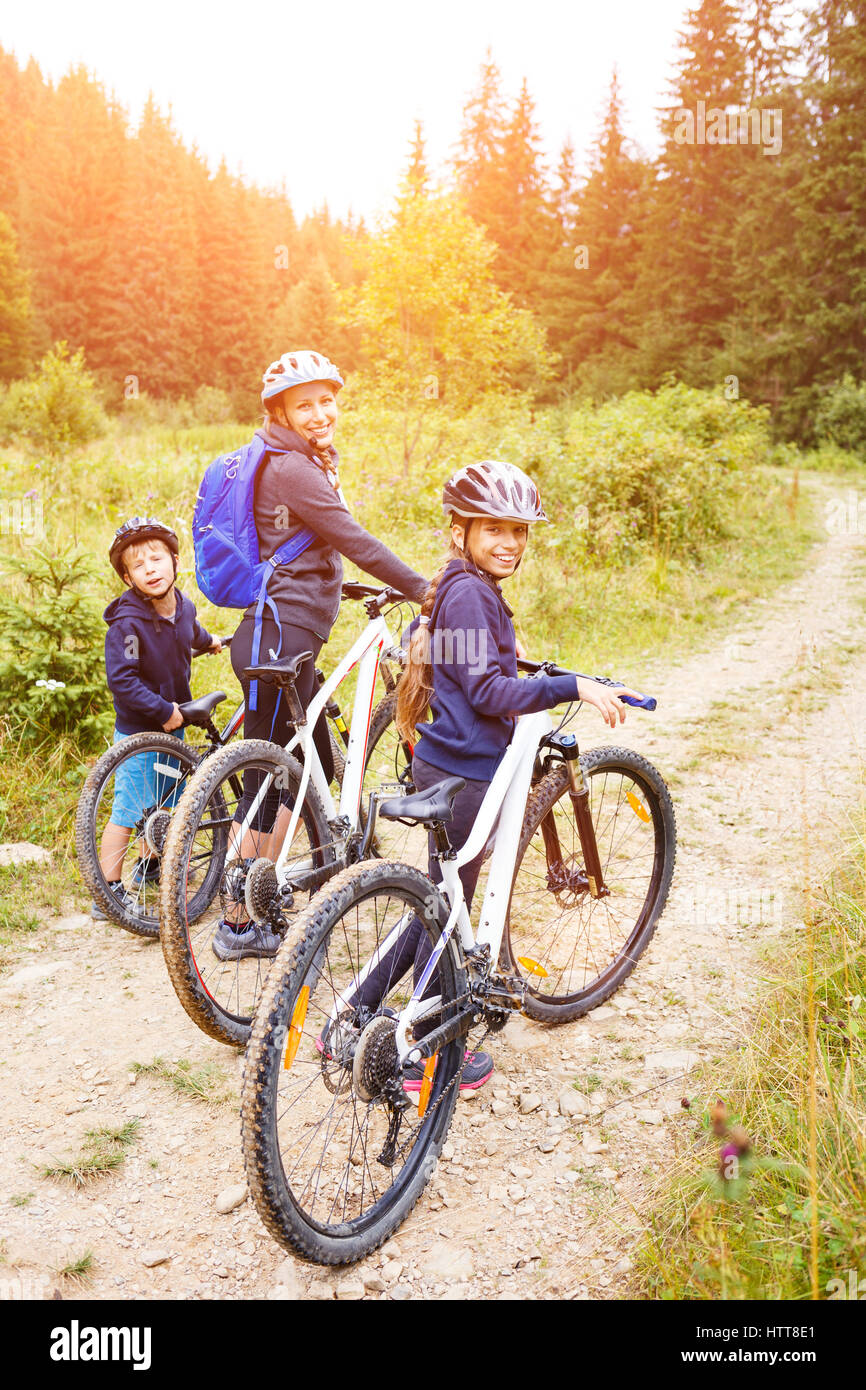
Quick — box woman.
[216,349,428,961]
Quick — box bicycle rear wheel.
[75,733,208,938]
[159,740,333,1046]
[242,860,466,1264]
[502,746,676,1021]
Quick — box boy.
[92,517,221,920]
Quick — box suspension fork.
[545,734,608,900]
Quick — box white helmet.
[261,349,344,404]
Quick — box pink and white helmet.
[443,460,547,523]
[261,349,344,404]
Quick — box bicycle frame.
[224,611,401,879]
[318,703,555,1063]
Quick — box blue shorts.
[109,727,186,830]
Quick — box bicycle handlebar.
[192,635,232,659]
[341,581,415,617]
[516,657,657,711]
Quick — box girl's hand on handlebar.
[208,636,223,654]
[576,677,642,727]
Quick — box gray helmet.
[443,460,547,523]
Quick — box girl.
[348,459,642,1088]
[217,350,429,962]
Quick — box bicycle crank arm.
[403,1005,477,1067]
[281,861,336,895]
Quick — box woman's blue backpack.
[193,434,315,711]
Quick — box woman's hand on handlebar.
[162,702,184,732]
[576,676,643,727]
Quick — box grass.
[56,1249,95,1284]
[9,1192,32,1207]
[635,812,866,1300]
[0,860,86,960]
[573,1072,604,1095]
[39,1118,141,1189]
[131,1055,234,1107]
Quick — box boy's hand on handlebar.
[162,702,184,732]
[208,636,223,654]
[576,677,642,727]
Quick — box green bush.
[192,385,235,425]
[814,374,866,455]
[563,382,771,563]
[0,342,107,454]
[0,545,113,751]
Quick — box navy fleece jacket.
[104,588,214,734]
[414,559,579,780]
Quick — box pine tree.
[453,49,510,243]
[623,0,748,386]
[113,96,200,397]
[405,119,430,198]
[0,211,33,379]
[24,66,129,374]
[542,69,651,391]
[722,0,805,418]
[786,0,866,430]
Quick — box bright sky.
[3,0,693,222]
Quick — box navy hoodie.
[414,559,580,780]
[104,587,214,734]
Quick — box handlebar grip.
[617,692,657,711]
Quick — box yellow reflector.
[517,956,549,978]
[418,1053,438,1117]
[283,985,310,1071]
[627,791,651,823]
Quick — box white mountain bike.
[159,583,426,1046]
[240,660,677,1264]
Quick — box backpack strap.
[247,525,317,713]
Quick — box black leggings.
[230,612,335,826]
[355,753,490,1019]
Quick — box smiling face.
[122,539,175,595]
[451,515,529,579]
[276,380,339,449]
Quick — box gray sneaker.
[91,881,136,921]
[211,919,282,962]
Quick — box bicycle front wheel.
[502,746,676,1022]
[75,733,207,938]
[159,739,333,1046]
[242,860,466,1265]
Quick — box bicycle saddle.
[378,776,466,825]
[242,651,314,685]
[177,690,227,725]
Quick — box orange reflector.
[518,956,549,978]
[418,1053,438,1117]
[283,985,310,1071]
[627,791,651,823]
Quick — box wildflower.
[709,1099,727,1135]
[35,678,66,691]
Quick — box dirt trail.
[2,475,865,1302]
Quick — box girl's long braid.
[396,536,468,742]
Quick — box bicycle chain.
[391,1016,494,1168]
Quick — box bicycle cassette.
[244,857,279,925]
